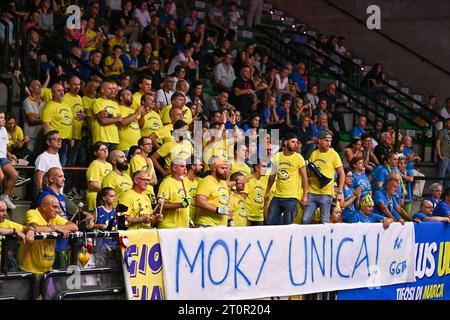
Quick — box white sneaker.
[15,177,31,187]
[1,195,16,209]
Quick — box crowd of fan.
[0,0,449,295]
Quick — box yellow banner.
[119,229,165,300]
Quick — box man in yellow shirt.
[18,195,78,298]
[229,172,248,227]
[103,45,124,78]
[129,137,158,200]
[91,81,121,151]
[184,162,204,222]
[302,130,345,224]
[102,150,133,207]
[139,93,163,138]
[245,161,269,226]
[151,120,194,176]
[116,89,144,155]
[118,170,162,229]
[157,158,190,229]
[195,157,230,227]
[82,79,100,130]
[63,76,86,194]
[41,83,74,166]
[0,198,33,242]
[265,133,308,225]
[131,76,153,110]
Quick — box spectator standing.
[436,119,450,188]
[232,65,256,121]
[101,150,133,207]
[246,0,263,27]
[35,131,62,193]
[302,131,345,224]
[86,142,112,212]
[22,79,45,155]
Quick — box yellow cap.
[360,195,374,207]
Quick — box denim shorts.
[0,158,10,168]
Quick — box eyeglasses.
[48,138,62,142]
[137,178,150,183]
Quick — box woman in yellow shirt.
[86,142,113,211]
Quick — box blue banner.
[338,222,450,300]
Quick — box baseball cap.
[360,195,374,207]
[318,130,333,140]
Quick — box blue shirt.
[373,189,401,220]
[402,147,415,170]
[352,171,372,197]
[308,123,326,138]
[342,186,356,222]
[121,53,139,74]
[347,210,386,223]
[433,201,450,217]
[412,212,427,221]
[95,206,116,227]
[404,169,414,204]
[426,194,441,208]
[374,165,403,198]
[290,70,307,92]
[350,125,365,140]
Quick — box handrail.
[56,287,124,300]
[321,0,450,77]
[255,29,426,127]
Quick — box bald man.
[18,194,78,298]
[413,200,450,223]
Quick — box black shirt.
[232,77,256,121]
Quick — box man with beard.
[184,162,204,223]
[116,89,144,155]
[302,130,345,224]
[102,150,133,207]
[265,133,308,225]
[195,157,230,227]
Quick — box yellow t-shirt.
[154,123,174,145]
[308,148,343,196]
[63,93,84,140]
[129,155,156,197]
[84,29,99,52]
[271,152,306,199]
[245,175,269,222]
[159,104,193,125]
[107,37,126,51]
[86,160,113,210]
[230,160,253,178]
[131,91,143,111]
[18,209,68,274]
[101,170,133,207]
[183,176,202,220]
[82,96,96,118]
[41,100,74,139]
[230,192,247,227]
[195,175,229,227]
[118,189,153,229]
[7,126,24,148]
[103,56,124,77]
[0,220,24,258]
[140,110,162,137]
[41,88,52,103]
[91,98,120,144]
[117,105,141,151]
[157,176,190,229]
[157,140,194,169]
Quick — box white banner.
[158,223,415,300]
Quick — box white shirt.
[35,151,62,173]
[0,127,8,158]
[155,89,174,107]
[133,8,151,28]
[23,96,45,139]
[213,62,236,89]
[275,74,289,90]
